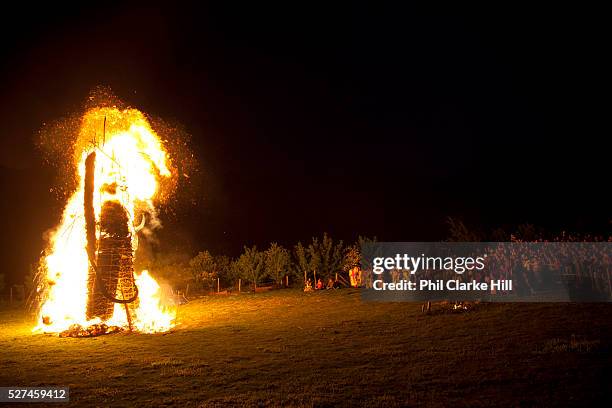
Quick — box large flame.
[35,107,176,334]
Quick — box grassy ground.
[1,289,610,407]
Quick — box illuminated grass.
[1,290,610,406]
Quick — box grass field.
[1,289,611,407]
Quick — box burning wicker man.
[35,107,176,336]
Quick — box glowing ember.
[34,106,176,334]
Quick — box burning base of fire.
[59,323,124,338]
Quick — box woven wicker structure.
[84,151,139,325]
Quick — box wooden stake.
[120,287,133,332]
[238,279,241,293]
[217,277,220,293]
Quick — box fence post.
[217,277,220,293]
[238,278,241,293]
[286,275,289,287]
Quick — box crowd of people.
[303,277,343,292]
[303,266,364,292]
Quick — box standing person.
[392,268,400,284]
[349,266,358,287]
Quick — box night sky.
[0,4,607,285]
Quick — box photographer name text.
[373,279,512,291]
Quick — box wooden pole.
[217,277,220,293]
[238,279,241,293]
[286,275,289,287]
[120,287,133,332]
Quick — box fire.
[35,106,176,334]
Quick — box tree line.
[187,233,374,291]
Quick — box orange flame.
[35,107,176,334]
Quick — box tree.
[235,246,265,289]
[265,243,291,286]
[515,223,540,241]
[343,244,360,273]
[294,242,310,283]
[490,227,508,242]
[294,235,344,283]
[141,251,192,290]
[306,239,321,282]
[213,255,233,287]
[300,233,345,280]
[319,233,344,279]
[189,250,217,291]
[357,235,378,273]
[446,217,482,242]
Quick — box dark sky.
[0,4,607,284]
